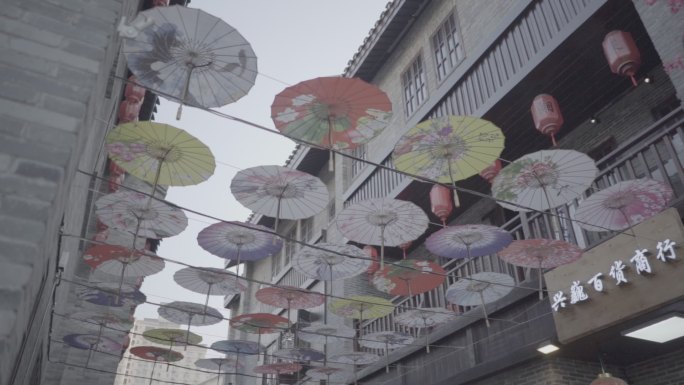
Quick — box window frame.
[431,10,465,82]
[401,52,428,117]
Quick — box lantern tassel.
[631,75,638,87]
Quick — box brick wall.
[0,0,138,384]
[625,348,684,385]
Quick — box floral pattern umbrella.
[329,295,394,320]
[130,346,184,385]
[575,178,673,232]
[498,239,582,299]
[173,267,246,313]
[95,191,188,239]
[122,5,257,117]
[425,224,513,260]
[70,311,131,336]
[143,328,202,352]
[229,313,290,350]
[393,116,505,207]
[273,347,326,362]
[446,272,514,327]
[360,331,414,373]
[371,259,445,298]
[157,301,223,345]
[271,76,392,151]
[105,121,215,187]
[337,198,429,267]
[76,281,146,308]
[230,165,329,231]
[329,351,380,385]
[395,307,458,352]
[492,149,597,212]
[298,323,356,345]
[197,221,283,276]
[253,362,302,375]
[82,244,164,296]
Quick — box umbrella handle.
[328,116,334,172]
[479,291,490,328]
[236,245,242,277]
[217,363,222,385]
[185,315,193,350]
[538,260,544,301]
[385,341,390,373]
[380,225,386,269]
[424,318,430,353]
[447,161,461,208]
[274,196,282,243]
[149,359,157,385]
[176,65,194,120]
[166,340,174,371]
[117,261,128,300]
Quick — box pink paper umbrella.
[230,313,289,356]
[253,362,302,385]
[498,239,582,299]
[197,221,283,276]
[394,307,458,352]
[575,178,673,232]
[130,346,183,385]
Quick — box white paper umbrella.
[575,178,673,232]
[360,331,413,373]
[394,307,458,352]
[293,243,370,281]
[230,165,329,231]
[298,323,356,344]
[95,191,188,239]
[446,272,514,327]
[197,221,283,276]
[336,198,429,267]
[173,267,246,313]
[122,5,257,118]
[492,149,597,212]
[158,301,223,345]
[306,366,352,382]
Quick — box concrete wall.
[0,0,138,383]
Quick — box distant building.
[229,1,684,385]
[113,318,213,385]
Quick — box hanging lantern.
[590,373,628,385]
[399,241,412,259]
[531,94,563,147]
[479,159,502,183]
[430,184,453,227]
[602,30,641,87]
[118,99,142,123]
[364,245,379,276]
[152,0,170,6]
[124,76,146,103]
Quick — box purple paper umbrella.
[63,333,123,368]
[77,282,146,307]
[197,221,283,276]
[426,224,513,260]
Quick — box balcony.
[356,107,684,361]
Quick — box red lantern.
[152,0,170,6]
[364,245,379,276]
[118,99,142,123]
[124,76,146,103]
[430,184,453,227]
[479,159,502,183]
[531,94,563,147]
[590,373,628,385]
[602,30,641,86]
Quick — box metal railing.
[359,107,684,350]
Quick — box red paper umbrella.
[371,259,446,298]
[498,239,582,299]
[130,346,183,385]
[253,362,302,375]
[256,285,325,330]
[230,313,289,334]
[271,76,392,152]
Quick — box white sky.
[135,0,389,350]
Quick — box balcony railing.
[359,107,684,350]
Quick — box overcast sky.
[135,0,390,350]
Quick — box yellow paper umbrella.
[392,116,505,206]
[106,121,215,187]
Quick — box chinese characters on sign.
[551,239,677,312]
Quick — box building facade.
[232,1,684,384]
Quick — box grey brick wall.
[0,0,138,384]
[626,348,684,385]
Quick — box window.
[350,143,367,178]
[402,54,427,116]
[432,11,464,81]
